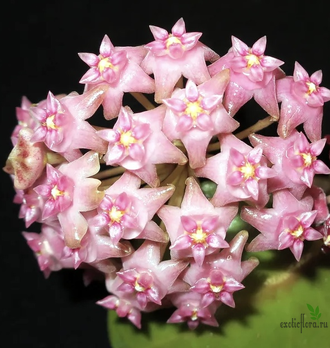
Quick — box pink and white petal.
[171,17,186,36]
[304,227,323,241]
[293,62,309,82]
[196,114,213,131]
[313,160,330,174]
[78,52,100,66]
[97,129,120,143]
[79,68,101,84]
[149,25,168,40]
[231,36,249,56]
[185,79,199,102]
[163,98,187,113]
[251,36,266,55]
[249,65,264,82]
[227,171,244,186]
[102,88,124,120]
[310,70,323,85]
[129,143,146,162]
[104,145,126,165]
[192,244,206,266]
[176,114,194,132]
[223,82,254,117]
[181,32,202,51]
[290,239,304,261]
[168,44,185,59]
[181,216,197,232]
[138,220,169,243]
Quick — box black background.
[1,1,330,347]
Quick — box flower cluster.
[4,18,330,330]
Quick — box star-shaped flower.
[97,105,187,187]
[208,36,285,118]
[241,189,323,261]
[90,171,173,245]
[195,134,276,208]
[276,61,330,141]
[79,34,155,119]
[249,131,330,199]
[158,177,238,265]
[141,17,219,103]
[163,71,239,168]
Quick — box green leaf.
[307,304,314,312]
[315,306,319,315]
[317,313,321,319]
[311,317,317,320]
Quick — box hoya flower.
[29,86,108,159]
[168,231,259,329]
[277,61,330,141]
[115,241,188,309]
[97,105,187,187]
[141,17,219,103]
[11,96,37,145]
[241,189,324,261]
[3,128,47,190]
[34,151,104,248]
[61,211,133,269]
[22,221,75,278]
[79,34,155,119]
[182,231,259,308]
[195,134,276,208]
[163,71,239,168]
[208,36,284,117]
[90,171,173,244]
[249,131,330,199]
[158,177,238,265]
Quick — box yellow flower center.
[45,115,57,130]
[191,309,199,321]
[98,57,114,72]
[324,235,330,247]
[109,206,125,223]
[184,101,205,120]
[245,53,261,68]
[290,224,304,239]
[119,130,136,147]
[306,81,317,95]
[51,185,64,199]
[209,283,223,293]
[301,152,315,167]
[166,34,182,48]
[239,162,257,180]
[190,225,208,245]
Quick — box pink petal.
[171,17,186,36]
[290,239,304,261]
[176,114,194,132]
[201,95,222,110]
[245,179,259,198]
[247,147,262,165]
[207,235,229,249]
[100,35,113,57]
[230,148,246,166]
[114,192,129,210]
[78,52,99,66]
[149,25,169,41]
[185,80,199,102]
[293,62,309,82]
[132,123,150,140]
[231,36,249,56]
[227,171,244,185]
[255,166,276,179]
[97,129,120,143]
[202,216,219,232]
[163,98,187,113]
[129,143,145,162]
[105,145,126,164]
[168,44,185,59]
[109,222,123,244]
[220,291,235,307]
[251,36,266,55]
[304,228,323,241]
[181,216,197,232]
[170,235,192,250]
[249,65,264,82]
[310,69,323,85]
[313,160,330,174]
[191,279,209,293]
[192,244,206,266]
[224,278,244,292]
[201,293,215,307]
[196,113,213,131]
[310,138,326,156]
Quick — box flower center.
[119,130,136,147]
[306,81,317,95]
[109,206,125,223]
[301,152,315,167]
[190,226,208,244]
[245,53,261,68]
[324,235,330,247]
[51,185,64,199]
[45,114,57,130]
[184,100,205,120]
[190,309,199,321]
[289,224,304,239]
[166,34,182,48]
[98,57,114,72]
[209,283,223,293]
[239,161,257,180]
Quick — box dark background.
[1,1,330,347]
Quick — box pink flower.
[97,105,187,187]
[163,71,239,168]
[141,17,219,103]
[167,231,259,329]
[115,241,188,309]
[195,134,276,208]
[30,86,108,158]
[34,151,104,248]
[208,36,284,117]
[249,131,330,198]
[241,189,323,261]
[11,96,37,145]
[79,34,155,120]
[277,61,330,141]
[90,171,173,244]
[158,177,238,265]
